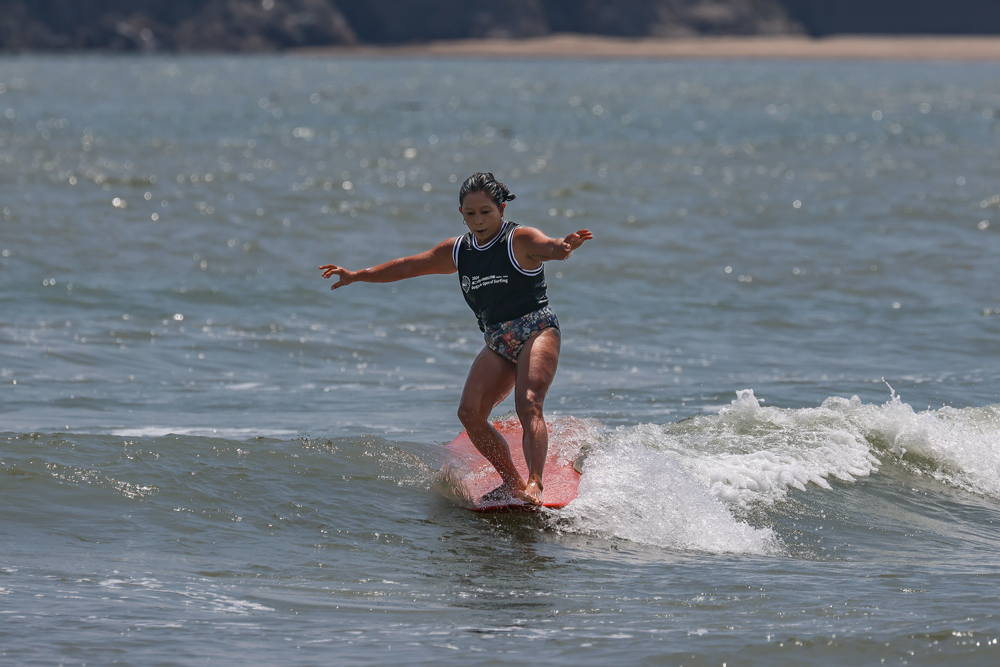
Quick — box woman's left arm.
[514,227,593,268]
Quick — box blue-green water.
[1,54,999,665]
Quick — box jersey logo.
[466,274,508,292]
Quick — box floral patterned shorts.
[484,306,560,364]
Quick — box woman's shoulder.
[431,236,464,259]
[510,223,546,241]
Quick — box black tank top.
[452,220,549,331]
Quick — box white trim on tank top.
[451,235,462,269]
[471,219,511,251]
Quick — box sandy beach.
[298,33,1000,61]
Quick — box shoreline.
[295,34,1000,61]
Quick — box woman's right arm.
[319,237,458,290]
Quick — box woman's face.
[459,191,506,242]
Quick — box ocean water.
[2,54,1000,665]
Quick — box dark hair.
[458,172,516,207]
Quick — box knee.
[515,390,544,419]
[457,403,486,428]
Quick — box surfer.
[320,172,591,505]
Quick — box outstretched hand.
[319,264,356,290]
[561,229,593,254]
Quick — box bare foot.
[517,480,543,506]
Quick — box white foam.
[682,390,881,505]
[109,427,297,438]
[398,384,458,391]
[557,441,779,555]
[555,388,1000,554]
[223,382,264,391]
[834,390,1000,498]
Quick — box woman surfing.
[320,172,592,505]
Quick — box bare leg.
[514,328,561,505]
[457,346,522,496]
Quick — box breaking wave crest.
[553,389,1000,555]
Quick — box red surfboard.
[440,416,583,513]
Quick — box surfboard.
[441,416,582,513]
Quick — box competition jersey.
[452,220,549,331]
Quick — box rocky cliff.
[0,0,801,51]
[334,0,801,42]
[0,0,996,52]
[0,0,358,52]
[779,0,1000,36]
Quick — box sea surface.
[2,54,1000,665]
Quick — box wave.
[550,389,1000,556]
[5,388,998,560]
